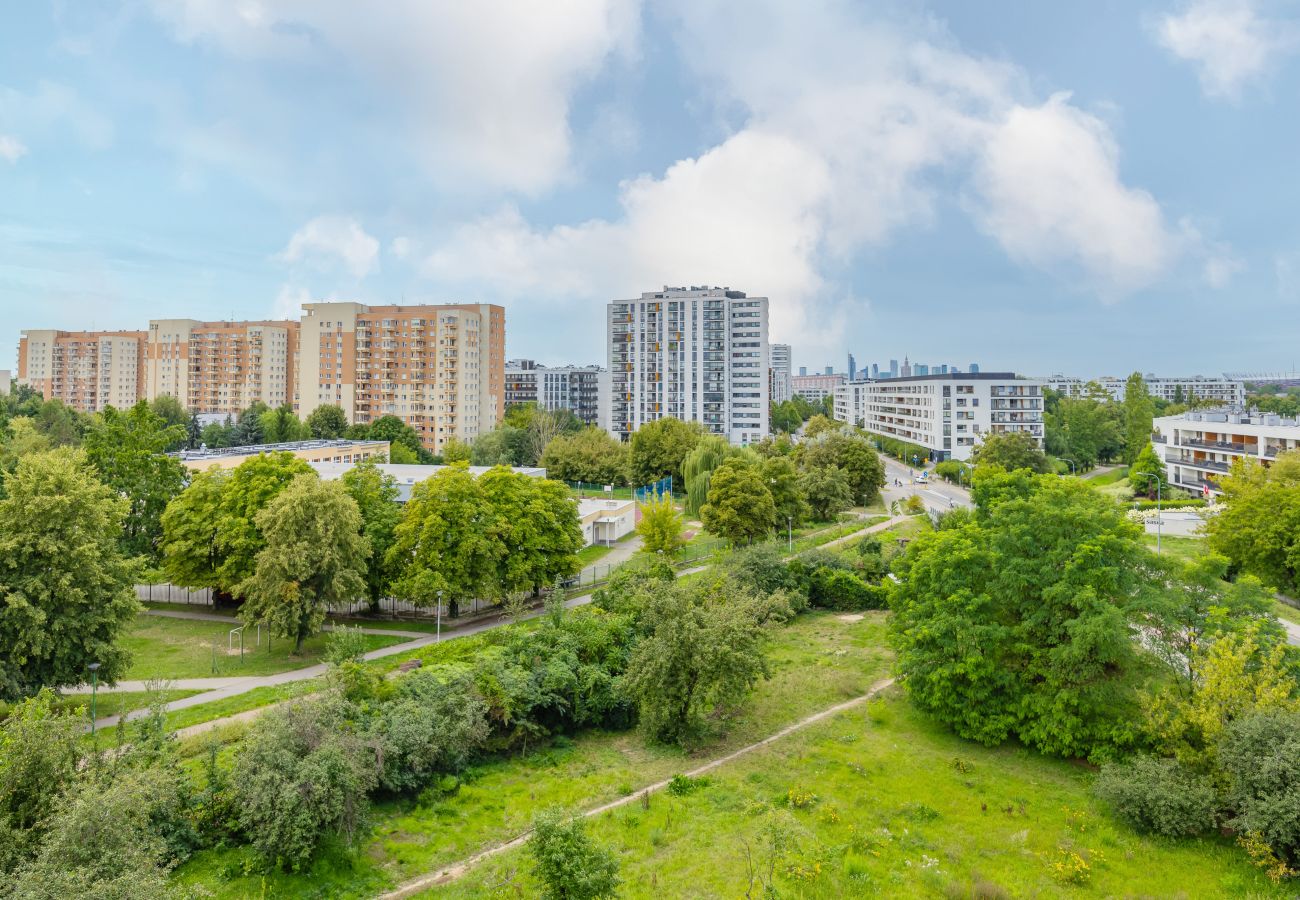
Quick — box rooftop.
[849,372,1023,384]
[1158,407,1300,428]
[176,438,389,462]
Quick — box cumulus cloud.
[1154,0,1300,99]
[0,135,25,163]
[279,215,379,278]
[150,0,638,192]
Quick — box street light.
[87,662,101,737]
[1133,470,1162,553]
[787,515,793,552]
[436,590,443,644]
[1059,457,1076,476]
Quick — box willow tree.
[682,435,731,518]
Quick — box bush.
[1092,756,1217,837]
[324,625,369,666]
[529,807,620,899]
[720,543,803,597]
[1219,711,1300,867]
[370,673,490,793]
[808,568,887,611]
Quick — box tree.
[159,468,227,592]
[184,413,201,450]
[682,435,731,518]
[148,394,189,439]
[239,477,369,653]
[306,404,348,440]
[636,491,684,556]
[478,468,583,597]
[366,414,433,464]
[970,430,1051,474]
[889,471,1151,760]
[622,574,771,745]
[1122,372,1156,464]
[472,425,526,467]
[388,466,500,617]
[0,691,83,869]
[0,450,138,699]
[387,441,420,464]
[801,431,885,505]
[769,401,802,435]
[803,414,838,439]
[1046,392,1123,470]
[799,465,853,522]
[629,417,704,487]
[229,402,268,445]
[0,418,50,478]
[83,401,187,561]
[441,437,472,464]
[213,453,317,594]
[761,455,808,529]
[529,807,620,900]
[340,459,401,612]
[539,427,629,485]
[259,404,310,444]
[1205,452,1300,593]
[1220,711,1300,872]
[199,415,234,449]
[701,457,776,544]
[30,399,83,447]
[1128,442,1168,499]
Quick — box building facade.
[504,359,609,428]
[17,329,148,412]
[607,286,769,445]
[0,369,10,394]
[1153,408,1300,495]
[769,343,792,404]
[1045,374,1245,406]
[790,372,844,403]
[174,438,390,471]
[297,301,505,453]
[835,373,1045,462]
[146,319,298,417]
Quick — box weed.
[786,786,818,809]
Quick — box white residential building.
[835,373,1045,462]
[769,343,792,404]
[607,286,769,445]
[1153,408,1300,496]
[1045,374,1244,406]
[791,373,844,403]
[505,359,610,429]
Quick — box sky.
[2,0,1299,379]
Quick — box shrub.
[529,807,620,900]
[808,569,887,611]
[720,543,804,597]
[1219,711,1300,868]
[666,774,711,796]
[1092,756,1217,837]
[370,673,490,793]
[325,625,369,666]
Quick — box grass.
[1273,600,1300,627]
[171,611,894,898]
[575,543,615,567]
[1081,464,1130,485]
[55,688,200,721]
[122,614,406,680]
[1142,533,1211,565]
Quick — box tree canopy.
[701,457,776,545]
[970,430,1051,474]
[1205,451,1300,593]
[340,459,401,610]
[305,404,349,440]
[539,427,629,485]
[628,417,704,488]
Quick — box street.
[879,454,972,515]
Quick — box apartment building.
[17,329,147,412]
[769,343,792,404]
[297,302,505,453]
[175,438,389,472]
[791,372,844,403]
[145,319,297,417]
[0,369,11,394]
[835,373,1045,462]
[505,359,610,429]
[1045,374,1245,406]
[1153,407,1300,495]
[607,286,768,445]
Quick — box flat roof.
[311,461,546,483]
[849,372,1023,384]
[177,439,389,462]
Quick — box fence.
[135,583,214,606]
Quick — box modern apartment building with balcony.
[505,359,610,429]
[834,373,1045,462]
[18,329,147,412]
[607,286,768,445]
[1153,408,1300,495]
[297,301,505,453]
[1045,374,1245,405]
[146,319,297,417]
[769,343,792,404]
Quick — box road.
[879,455,971,515]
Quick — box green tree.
[622,574,771,745]
[83,401,187,561]
[803,414,838,439]
[769,401,802,435]
[761,454,808,529]
[367,414,433,464]
[539,427,629,485]
[0,450,138,699]
[890,471,1151,760]
[1128,442,1168,499]
[30,399,84,447]
[159,467,227,592]
[970,430,1051,474]
[801,431,885,505]
[1205,452,1300,593]
[387,441,420,464]
[259,404,310,444]
[0,691,83,870]
[199,415,234,449]
[441,437,472,464]
[629,417,705,488]
[239,477,369,653]
[1220,711,1300,871]
[529,807,620,900]
[388,466,500,617]
[701,457,776,544]
[340,459,401,612]
[472,425,526,467]
[214,453,317,594]
[1047,392,1123,470]
[229,402,268,445]
[148,394,189,440]
[1122,372,1156,464]
[479,469,583,596]
[0,418,51,481]
[636,491,684,556]
[305,404,348,440]
[682,434,731,518]
[799,465,853,522]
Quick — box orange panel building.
[17,329,147,412]
[146,319,298,416]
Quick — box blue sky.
[2,0,1298,378]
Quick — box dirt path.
[378,676,896,899]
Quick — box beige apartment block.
[146,319,298,416]
[17,329,147,412]
[297,302,505,453]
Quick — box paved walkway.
[578,533,643,582]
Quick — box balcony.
[1167,454,1230,473]
[1178,436,1251,453]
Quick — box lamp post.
[1133,470,1162,553]
[436,590,443,644]
[87,662,101,737]
[1059,457,1076,476]
[787,515,793,552]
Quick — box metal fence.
[135,583,214,605]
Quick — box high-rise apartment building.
[769,343,792,404]
[505,359,609,429]
[297,302,505,453]
[834,372,1045,462]
[145,319,297,417]
[18,329,147,412]
[608,286,768,445]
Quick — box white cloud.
[278,215,379,278]
[150,0,639,192]
[0,135,26,163]
[272,283,310,320]
[389,236,413,260]
[1154,0,1300,99]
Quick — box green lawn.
[172,611,894,898]
[1274,600,1300,627]
[1142,533,1211,565]
[575,543,615,567]
[55,688,200,722]
[122,615,407,680]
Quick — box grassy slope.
[173,611,893,898]
[122,615,405,680]
[434,691,1279,899]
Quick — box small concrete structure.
[310,461,547,502]
[577,498,635,546]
